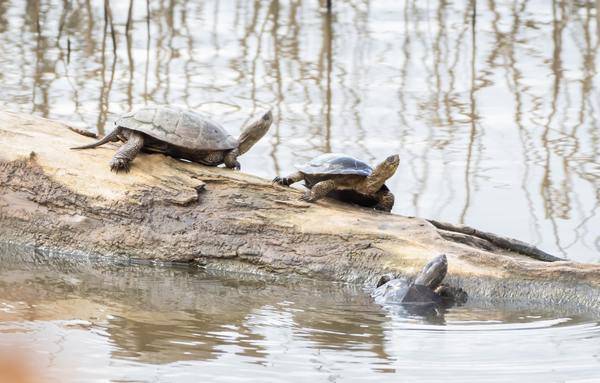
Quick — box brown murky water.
[1,1,600,381]
[0,0,598,261]
[1,244,600,382]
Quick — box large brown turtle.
[72,106,273,172]
[273,153,399,212]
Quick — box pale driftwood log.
[1,110,600,312]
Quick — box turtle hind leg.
[110,131,145,173]
[273,171,303,186]
[300,179,337,203]
[374,189,395,212]
[223,149,241,170]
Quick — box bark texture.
[1,110,599,312]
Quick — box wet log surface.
[1,110,599,312]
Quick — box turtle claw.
[110,165,130,174]
[224,160,241,170]
[273,176,293,186]
[109,158,131,173]
[273,176,288,186]
[299,192,314,202]
[373,204,389,212]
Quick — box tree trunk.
[1,110,599,312]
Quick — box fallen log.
[1,110,599,312]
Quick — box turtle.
[71,106,273,172]
[272,153,400,212]
[373,254,467,307]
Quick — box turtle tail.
[71,127,122,150]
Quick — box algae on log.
[0,110,599,312]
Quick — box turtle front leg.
[224,149,241,170]
[110,131,145,173]
[435,284,468,305]
[300,179,337,203]
[373,189,395,212]
[272,171,303,186]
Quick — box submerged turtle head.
[365,154,400,193]
[413,254,447,289]
[237,110,273,155]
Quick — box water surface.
[1,245,600,382]
[0,0,598,261]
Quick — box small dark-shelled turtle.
[373,254,467,307]
[273,153,399,211]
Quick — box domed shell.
[296,153,373,176]
[115,106,238,151]
[372,278,410,304]
[373,279,441,304]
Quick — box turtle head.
[413,254,448,289]
[365,154,399,193]
[237,110,273,155]
[375,274,394,288]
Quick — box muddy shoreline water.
[1,110,600,314]
[4,240,599,383]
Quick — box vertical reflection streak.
[248,1,271,116]
[494,0,544,246]
[268,0,282,175]
[96,0,118,134]
[561,4,598,251]
[540,0,567,257]
[410,0,433,217]
[31,0,42,115]
[126,0,135,108]
[459,0,477,223]
[436,3,471,218]
[144,0,150,103]
[323,4,333,153]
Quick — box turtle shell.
[373,279,442,305]
[296,153,373,176]
[115,106,238,151]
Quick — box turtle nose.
[435,254,448,266]
[386,154,400,164]
[262,110,273,122]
